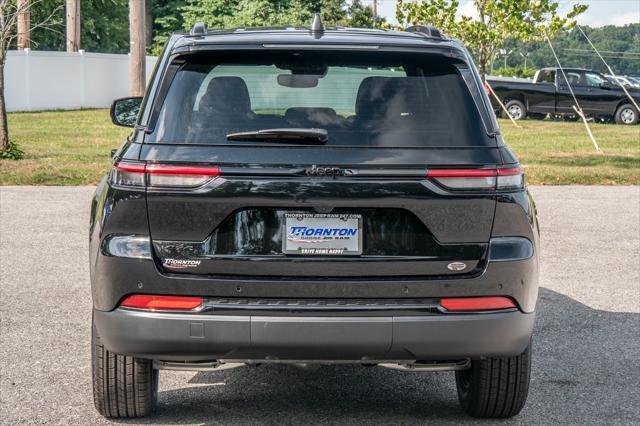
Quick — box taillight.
[427,169,496,190]
[147,164,220,188]
[120,294,203,311]
[440,296,517,312]
[111,162,221,189]
[496,167,524,189]
[112,161,146,188]
[427,166,523,191]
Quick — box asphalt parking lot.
[1,186,638,425]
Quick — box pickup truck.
[487,67,640,125]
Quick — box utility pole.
[17,0,31,50]
[17,0,30,50]
[519,52,530,69]
[499,49,513,69]
[371,0,377,26]
[66,0,80,52]
[129,0,146,96]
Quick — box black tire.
[614,104,639,125]
[502,99,526,121]
[92,318,159,418]
[455,341,531,418]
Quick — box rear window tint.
[147,50,493,147]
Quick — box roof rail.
[190,22,207,36]
[405,25,442,39]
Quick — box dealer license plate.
[283,213,362,255]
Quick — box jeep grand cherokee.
[91,19,539,419]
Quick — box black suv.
[91,18,539,419]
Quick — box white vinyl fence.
[5,50,157,112]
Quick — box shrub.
[491,67,538,79]
[0,139,25,160]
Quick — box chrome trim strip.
[262,43,380,49]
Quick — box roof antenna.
[310,13,324,34]
[190,22,207,36]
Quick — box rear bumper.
[91,255,539,313]
[94,308,534,362]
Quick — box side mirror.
[110,97,143,127]
[600,81,614,90]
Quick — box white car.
[605,75,640,89]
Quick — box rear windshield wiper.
[226,128,328,144]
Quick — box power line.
[562,52,640,61]
[576,24,640,112]
[544,29,600,153]
[563,48,640,56]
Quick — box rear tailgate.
[141,145,500,278]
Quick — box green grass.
[1,109,638,185]
[2,110,130,185]
[501,119,640,185]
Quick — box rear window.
[147,50,492,147]
[537,69,555,83]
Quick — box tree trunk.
[129,0,146,96]
[478,49,488,82]
[0,54,9,152]
[478,61,487,81]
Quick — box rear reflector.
[440,297,516,312]
[112,162,221,189]
[427,167,523,190]
[120,295,203,311]
[103,235,152,259]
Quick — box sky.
[374,0,640,27]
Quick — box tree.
[149,0,185,55]
[316,0,348,25]
[180,0,320,30]
[13,0,62,50]
[81,0,129,53]
[225,0,298,27]
[498,24,640,76]
[180,0,236,30]
[27,0,129,53]
[0,0,61,154]
[150,0,380,53]
[346,0,384,28]
[396,0,458,33]
[396,0,588,78]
